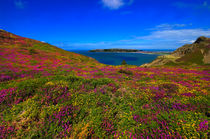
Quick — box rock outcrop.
[141,36,210,67]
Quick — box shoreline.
[134,51,172,55]
[89,51,172,55]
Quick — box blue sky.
[1,0,210,50]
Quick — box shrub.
[118,69,133,75]
[121,60,127,65]
[29,48,38,55]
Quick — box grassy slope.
[0,30,209,138]
[143,37,210,67]
[174,38,210,65]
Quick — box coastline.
[88,49,173,55]
[134,51,172,55]
[89,51,172,55]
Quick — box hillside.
[0,30,209,138]
[141,36,210,67]
[0,30,100,81]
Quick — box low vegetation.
[0,30,209,138]
[142,36,210,67]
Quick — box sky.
[1,0,210,50]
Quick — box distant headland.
[89,48,142,52]
[89,48,172,55]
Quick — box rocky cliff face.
[141,36,210,67]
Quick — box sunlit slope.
[0,30,209,138]
[0,29,99,77]
[142,36,210,67]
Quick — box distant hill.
[141,36,210,67]
[89,48,142,52]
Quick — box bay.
[69,50,173,66]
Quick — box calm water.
[69,50,173,66]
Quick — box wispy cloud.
[14,0,26,9]
[127,0,134,5]
[56,24,210,50]
[150,24,190,30]
[55,40,146,50]
[178,39,195,44]
[203,1,210,8]
[101,0,134,10]
[138,29,210,42]
[102,0,124,9]
[173,1,210,10]
[142,23,210,44]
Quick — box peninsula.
[89,48,142,52]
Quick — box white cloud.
[154,24,187,30]
[149,23,194,31]
[14,0,25,9]
[56,25,210,50]
[138,29,210,41]
[178,40,195,44]
[102,0,124,9]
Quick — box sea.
[69,49,174,66]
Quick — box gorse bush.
[121,60,127,65]
[29,48,38,55]
[118,69,133,75]
[1,66,209,138]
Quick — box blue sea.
[69,49,174,66]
